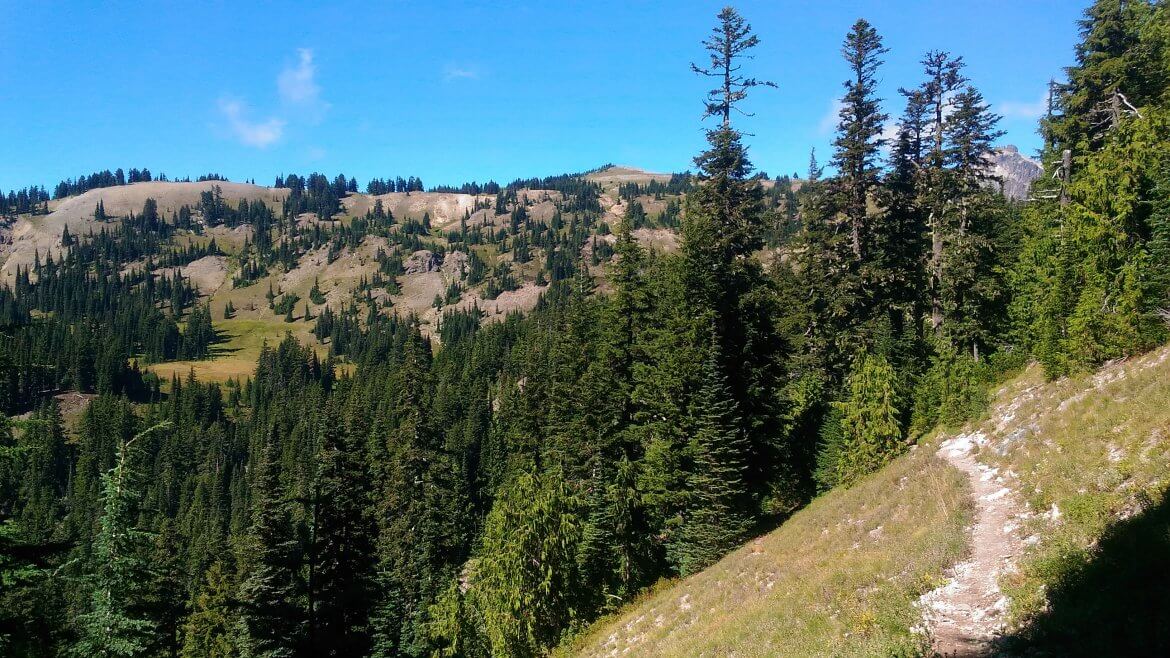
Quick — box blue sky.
[0,1,1085,191]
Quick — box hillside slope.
[0,167,699,382]
[565,437,972,657]
[567,346,1170,657]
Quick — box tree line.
[2,2,1170,657]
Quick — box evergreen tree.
[1012,1,1170,375]
[236,439,306,658]
[369,332,468,658]
[671,338,750,575]
[828,352,902,487]
[72,423,171,658]
[871,89,930,354]
[807,147,823,181]
[832,19,889,259]
[309,403,377,657]
[470,468,581,658]
[938,86,1008,359]
[682,6,790,516]
[911,51,968,333]
[1051,0,1162,152]
[576,217,656,603]
[181,561,237,658]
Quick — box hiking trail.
[918,430,1030,657]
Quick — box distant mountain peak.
[988,145,1042,201]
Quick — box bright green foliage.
[470,469,582,658]
[812,407,845,492]
[909,346,991,435]
[1019,108,1170,377]
[1049,0,1163,152]
[181,561,237,658]
[826,353,902,487]
[1013,1,1170,378]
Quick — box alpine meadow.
[4,2,1170,657]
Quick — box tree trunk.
[851,212,862,258]
[1060,149,1072,207]
[930,210,943,334]
[931,88,946,334]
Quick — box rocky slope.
[988,145,1043,201]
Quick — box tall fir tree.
[832,18,889,260]
[308,402,377,657]
[72,423,170,658]
[683,5,790,517]
[911,50,968,333]
[671,337,750,575]
[236,439,306,658]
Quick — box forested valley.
[4,2,1170,656]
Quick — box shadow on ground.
[207,326,241,358]
[996,489,1170,657]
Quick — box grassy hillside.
[568,346,1170,657]
[983,347,1170,655]
[144,318,319,383]
[0,167,702,382]
[564,444,971,657]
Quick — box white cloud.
[818,98,844,135]
[218,98,285,148]
[215,47,329,147]
[880,120,901,145]
[443,65,479,81]
[999,93,1048,121]
[279,48,321,104]
[278,48,329,120]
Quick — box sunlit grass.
[145,317,319,384]
[971,347,1170,628]
[564,446,971,657]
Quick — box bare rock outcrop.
[403,249,442,274]
[441,250,469,277]
[987,145,1042,201]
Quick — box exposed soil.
[0,181,282,281]
[178,255,229,295]
[920,431,1029,656]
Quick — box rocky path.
[919,431,1029,657]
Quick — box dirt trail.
[919,431,1029,656]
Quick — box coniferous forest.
[3,2,1170,656]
